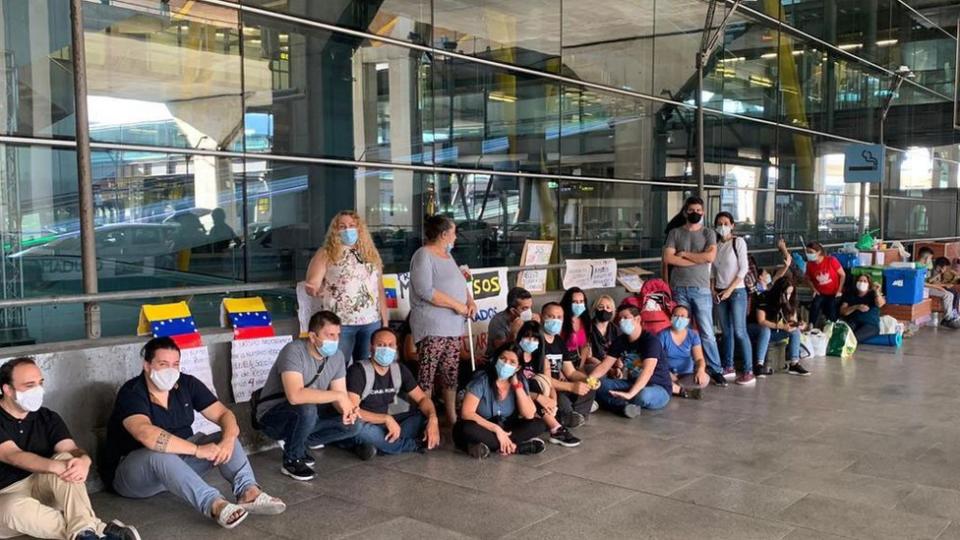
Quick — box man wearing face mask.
[342,328,441,457]
[255,310,362,481]
[595,306,673,417]
[0,358,140,540]
[103,338,285,530]
[485,287,539,360]
[662,196,726,387]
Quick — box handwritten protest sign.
[230,335,293,402]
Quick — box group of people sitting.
[0,202,917,537]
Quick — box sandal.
[215,502,249,529]
[239,492,286,515]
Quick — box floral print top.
[321,247,381,326]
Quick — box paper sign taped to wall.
[563,258,618,290]
[179,346,221,435]
[230,335,292,403]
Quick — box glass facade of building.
[0,0,958,344]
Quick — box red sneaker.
[735,372,756,385]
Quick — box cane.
[466,314,476,372]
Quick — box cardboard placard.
[230,335,293,402]
[617,267,651,293]
[516,240,554,294]
[179,347,221,435]
[563,258,618,290]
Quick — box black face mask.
[686,212,703,224]
[594,310,613,322]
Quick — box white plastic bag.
[879,315,902,336]
[802,329,829,357]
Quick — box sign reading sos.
[471,271,502,300]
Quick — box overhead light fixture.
[375,62,389,71]
[838,43,863,50]
[876,39,898,47]
[760,52,777,59]
[749,75,774,88]
[719,56,747,63]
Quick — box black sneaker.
[787,362,811,376]
[75,530,99,540]
[103,520,142,540]
[548,427,582,448]
[468,442,491,459]
[709,370,728,387]
[678,387,703,400]
[516,438,546,455]
[281,459,315,481]
[622,404,641,418]
[564,411,586,429]
[754,365,774,378]
[354,443,377,461]
[303,448,316,468]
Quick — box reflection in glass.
[242,13,428,164]
[83,2,244,150]
[885,197,957,240]
[703,13,779,120]
[241,0,432,44]
[434,0,560,73]
[704,186,775,248]
[0,0,75,138]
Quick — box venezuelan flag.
[222,297,275,339]
[138,302,203,349]
[383,275,399,309]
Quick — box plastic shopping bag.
[826,321,858,360]
[802,329,829,357]
[879,315,902,336]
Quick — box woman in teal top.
[657,305,707,399]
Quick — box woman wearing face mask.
[305,211,387,364]
[585,295,620,373]
[560,287,592,368]
[514,322,581,448]
[712,212,755,385]
[804,241,845,328]
[840,275,887,342]
[658,306,707,399]
[749,275,811,376]
[453,345,547,459]
[409,215,477,427]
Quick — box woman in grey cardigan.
[409,215,477,426]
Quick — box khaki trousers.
[0,453,104,540]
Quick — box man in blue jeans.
[255,311,363,481]
[342,328,441,457]
[595,306,672,418]
[663,196,726,386]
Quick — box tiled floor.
[90,328,960,539]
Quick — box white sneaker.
[590,401,600,414]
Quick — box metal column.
[69,0,100,338]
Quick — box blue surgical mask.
[373,346,396,367]
[339,228,359,246]
[543,319,562,336]
[671,316,689,331]
[619,318,636,335]
[571,302,586,317]
[519,339,540,354]
[317,340,339,357]
[495,359,518,380]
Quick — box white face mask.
[717,225,732,238]
[857,282,870,293]
[518,308,533,322]
[14,386,43,413]
[149,367,180,392]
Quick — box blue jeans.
[338,321,381,365]
[259,402,363,463]
[716,288,754,373]
[347,410,426,455]
[749,324,801,366]
[112,433,257,516]
[673,286,722,373]
[596,378,671,414]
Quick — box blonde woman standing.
[305,211,388,364]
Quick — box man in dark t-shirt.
[595,305,672,418]
[103,337,285,528]
[343,328,440,457]
[0,357,139,540]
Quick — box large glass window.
[0,0,74,139]
[241,0,432,44]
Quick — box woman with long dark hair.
[749,275,811,376]
[560,287,592,368]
